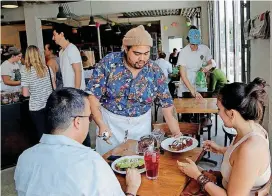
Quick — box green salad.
[115,158,145,171]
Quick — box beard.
[126,56,147,70]
[131,61,146,69]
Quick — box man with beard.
[87,25,182,155]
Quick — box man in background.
[155,52,174,96]
[52,24,85,90]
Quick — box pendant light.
[88,1,96,26]
[1,1,18,8]
[105,15,111,31]
[57,5,67,21]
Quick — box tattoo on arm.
[172,107,178,121]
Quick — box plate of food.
[161,136,198,153]
[111,155,146,175]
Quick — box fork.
[124,130,128,143]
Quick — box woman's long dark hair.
[218,78,267,122]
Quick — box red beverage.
[144,151,160,180]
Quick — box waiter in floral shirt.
[87,25,182,155]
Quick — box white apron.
[96,107,152,155]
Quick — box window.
[210,0,248,83]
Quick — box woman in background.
[169,48,178,66]
[44,43,63,89]
[22,45,56,141]
[1,47,22,92]
[177,78,270,196]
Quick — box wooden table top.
[103,140,204,196]
[174,98,218,114]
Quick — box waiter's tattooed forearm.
[172,107,178,121]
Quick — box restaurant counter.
[1,99,36,169]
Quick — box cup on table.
[151,129,165,149]
[144,148,160,180]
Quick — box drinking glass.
[144,148,160,180]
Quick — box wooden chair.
[152,122,200,139]
[255,175,272,196]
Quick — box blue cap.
[188,29,201,45]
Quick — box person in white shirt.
[14,88,141,196]
[52,24,86,90]
[1,47,22,92]
[177,29,213,99]
[155,52,172,83]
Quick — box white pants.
[96,107,152,155]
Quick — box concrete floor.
[1,106,226,195]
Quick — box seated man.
[14,88,141,196]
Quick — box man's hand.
[126,168,141,195]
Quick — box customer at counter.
[44,42,63,89]
[21,45,56,141]
[1,47,22,92]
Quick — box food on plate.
[115,158,145,171]
[169,138,193,151]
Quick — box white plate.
[111,155,146,175]
[161,136,198,153]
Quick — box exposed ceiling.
[121,9,181,18]
[1,2,200,28]
[120,7,200,19]
[180,7,201,18]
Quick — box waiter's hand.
[193,92,203,100]
[98,124,112,144]
[172,131,183,138]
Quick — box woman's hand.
[203,140,225,154]
[177,158,202,180]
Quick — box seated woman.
[177,78,271,196]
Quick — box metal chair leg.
[224,133,228,147]
[215,114,218,136]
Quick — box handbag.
[181,170,222,196]
[46,65,54,91]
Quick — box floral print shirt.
[86,52,173,117]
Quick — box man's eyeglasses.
[71,114,93,122]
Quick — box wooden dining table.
[103,139,204,196]
[174,98,219,135]
[173,98,218,114]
